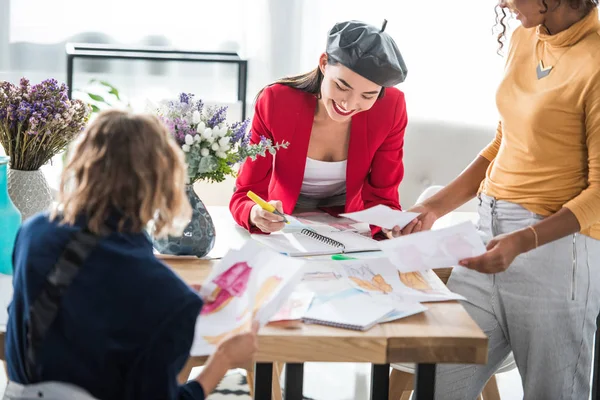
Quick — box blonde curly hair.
[53,109,191,237]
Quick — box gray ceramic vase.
[7,169,53,221]
[153,185,216,258]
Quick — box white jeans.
[3,381,99,400]
[435,194,600,400]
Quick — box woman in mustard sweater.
[404,1,600,398]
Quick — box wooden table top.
[0,208,486,366]
[169,257,488,365]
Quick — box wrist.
[514,227,537,254]
[196,350,231,394]
[420,201,442,220]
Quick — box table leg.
[414,364,436,400]
[254,363,273,400]
[284,363,304,400]
[370,363,390,399]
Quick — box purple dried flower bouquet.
[0,78,91,170]
[153,92,289,183]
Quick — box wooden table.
[0,209,486,400]
[169,257,488,400]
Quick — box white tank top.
[299,157,347,199]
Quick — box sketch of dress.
[343,264,393,293]
[399,272,432,292]
[201,261,252,315]
[203,275,283,344]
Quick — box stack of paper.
[192,241,305,356]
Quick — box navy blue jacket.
[5,213,205,400]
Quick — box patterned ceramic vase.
[7,168,53,221]
[153,185,216,258]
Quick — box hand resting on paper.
[197,319,259,395]
[250,200,286,233]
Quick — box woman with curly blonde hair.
[4,110,257,400]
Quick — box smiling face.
[500,0,548,28]
[318,53,382,122]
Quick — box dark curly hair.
[494,0,599,53]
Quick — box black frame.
[254,362,438,400]
[65,43,249,120]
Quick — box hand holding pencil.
[248,191,289,233]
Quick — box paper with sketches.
[293,211,368,233]
[340,205,420,230]
[295,259,436,324]
[191,241,305,356]
[298,258,463,304]
[269,292,315,322]
[337,258,464,303]
[378,221,486,272]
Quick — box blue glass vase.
[0,156,22,275]
[153,185,216,258]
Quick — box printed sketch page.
[336,258,464,303]
[378,221,486,272]
[293,211,368,232]
[191,241,305,356]
[297,259,430,323]
[340,205,420,230]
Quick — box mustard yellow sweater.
[480,8,600,239]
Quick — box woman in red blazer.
[230,20,414,238]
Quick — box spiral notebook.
[303,293,396,331]
[251,229,379,257]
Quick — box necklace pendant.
[536,60,552,80]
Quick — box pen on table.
[246,190,289,224]
[331,254,357,261]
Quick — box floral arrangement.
[0,78,91,170]
[155,93,288,183]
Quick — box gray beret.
[326,20,407,87]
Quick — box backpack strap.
[25,227,107,381]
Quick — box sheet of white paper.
[191,241,305,356]
[340,205,420,230]
[292,211,368,233]
[378,221,486,272]
[377,302,428,323]
[269,292,315,322]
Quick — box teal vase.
[0,156,21,275]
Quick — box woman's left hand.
[459,230,532,274]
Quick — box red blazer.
[230,84,407,236]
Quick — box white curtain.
[6,0,509,123]
[3,0,511,185]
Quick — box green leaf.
[108,88,121,101]
[90,105,101,113]
[88,93,106,103]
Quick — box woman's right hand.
[197,322,259,394]
[250,201,286,233]
[401,204,439,235]
[217,321,260,369]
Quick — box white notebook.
[303,293,395,331]
[251,229,379,257]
